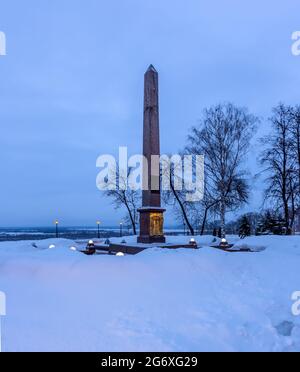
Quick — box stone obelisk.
[138,65,166,244]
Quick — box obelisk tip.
[146,64,157,73]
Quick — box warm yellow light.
[55,220,59,225]
[97,221,101,225]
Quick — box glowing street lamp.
[55,220,59,238]
[97,221,101,239]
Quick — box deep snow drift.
[0,235,299,352]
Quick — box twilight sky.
[0,0,299,227]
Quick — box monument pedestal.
[138,207,166,244]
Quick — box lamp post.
[55,220,59,238]
[120,222,123,238]
[97,221,101,239]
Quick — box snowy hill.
[0,235,299,352]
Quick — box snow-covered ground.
[0,235,299,352]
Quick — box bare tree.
[163,166,217,236]
[260,104,296,234]
[103,167,140,235]
[291,106,300,212]
[194,182,220,235]
[162,158,195,235]
[187,103,258,238]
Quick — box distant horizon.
[0,224,183,229]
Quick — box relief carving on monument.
[150,213,164,237]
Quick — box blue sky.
[0,0,299,227]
